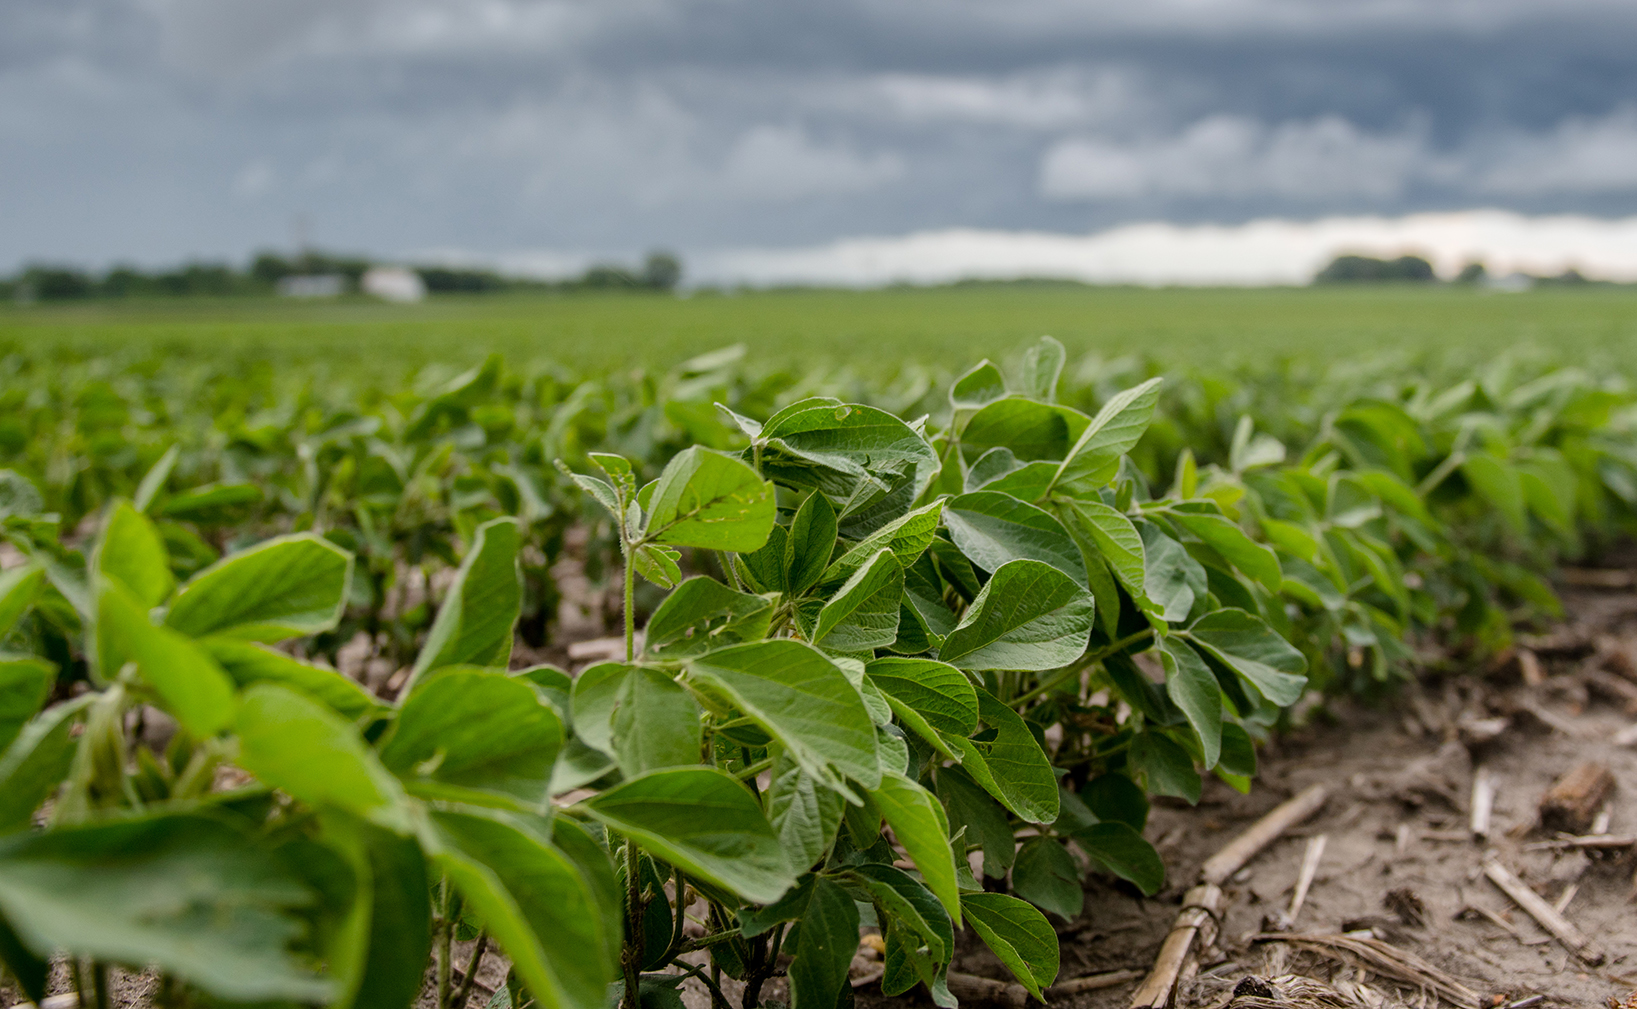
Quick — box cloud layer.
[4,1,1637,270]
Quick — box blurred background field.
[8,285,1637,376]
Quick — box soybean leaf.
[158,483,263,522]
[1071,822,1164,895]
[685,640,880,792]
[99,581,235,737]
[0,696,92,835]
[611,668,702,775]
[1139,522,1207,623]
[0,813,332,1002]
[811,548,903,652]
[631,544,682,589]
[966,448,1022,492]
[0,566,43,639]
[841,863,953,965]
[0,659,54,755]
[1011,837,1082,919]
[961,893,1058,999]
[1218,723,1258,778]
[820,500,944,590]
[757,404,940,521]
[943,492,1086,584]
[581,767,795,904]
[1183,609,1308,706]
[785,492,839,596]
[950,361,1008,411]
[1083,773,1148,831]
[977,460,1060,502]
[165,534,352,642]
[381,670,563,811]
[1019,336,1066,403]
[939,689,1059,824]
[1062,501,1144,596]
[1158,639,1222,770]
[133,445,179,514]
[643,447,775,552]
[766,752,845,871]
[431,809,613,1009]
[1460,454,1527,535]
[0,911,47,1005]
[568,663,633,757]
[409,517,521,688]
[323,816,431,1009]
[549,818,622,973]
[1127,731,1201,804]
[96,502,173,607]
[938,559,1094,672]
[865,657,978,736]
[871,771,961,925]
[1164,508,1281,591]
[644,577,772,659]
[201,639,381,720]
[935,764,1015,876]
[1047,377,1164,496]
[736,524,788,593]
[236,684,409,832]
[787,877,860,1009]
[961,399,1090,463]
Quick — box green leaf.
[644,577,772,659]
[1127,731,1200,803]
[157,482,263,522]
[1158,639,1222,769]
[202,638,381,720]
[685,640,880,792]
[322,815,432,1009]
[1011,837,1082,918]
[236,683,410,832]
[786,492,839,596]
[0,911,48,1005]
[1139,522,1207,623]
[0,813,332,1001]
[165,534,352,642]
[1047,377,1163,495]
[381,670,563,812]
[97,502,174,607]
[1218,723,1258,778]
[1083,773,1148,831]
[133,444,179,514]
[812,548,903,652]
[0,566,44,640]
[569,662,633,757]
[736,524,788,593]
[0,659,54,755]
[961,398,1090,463]
[409,517,521,688]
[865,657,978,736]
[1062,501,1145,596]
[871,771,961,925]
[820,500,944,590]
[431,809,614,1009]
[950,360,1008,411]
[938,559,1094,672]
[1071,822,1164,895]
[935,764,1015,876]
[788,877,861,1009]
[643,447,775,552]
[581,767,795,904]
[1164,508,1281,591]
[1183,608,1308,706]
[0,696,92,835]
[549,818,622,974]
[943,492,1086,584]
[1019,336,1066,403]
[1461,454,1527,535]
[757,403,940,524]
[99,580,235,737]
[766,752,845,871]
[611,668,702,775]
[631,544,682,589]
[939,689,1059,824]
[961,893,1059,1000]
[840,863,953,965]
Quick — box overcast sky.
[6,0,1637,274]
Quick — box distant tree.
[20,266,93,300]
[578,265,641,290]
[642,251,683,291]
[1314,253,1436,284]
[250,253,295,289]
[1454,262,1487,285]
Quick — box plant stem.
[452,931,489,1009]
[623,542,636,663]
[92,961,111,1009]
[437,880,456,1009]
[621,836,644,1009]
[733,756,773,780]
[1009,628,1155,708]
[674,961,731,1009]
[662,867,687,960]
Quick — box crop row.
[0,337,1632,1009]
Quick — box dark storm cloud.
[3,0,1636,270]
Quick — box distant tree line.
[1313,253,1605,288]
[1,250,683,301]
